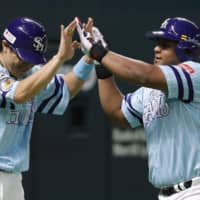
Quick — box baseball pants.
[158,182,200,200]
[0,171,24,200]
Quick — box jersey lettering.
[143,90,169,126]
[7,104,34,125]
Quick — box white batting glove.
[75,17,108,63]
[91,26,107,48]
[75,17,93,55]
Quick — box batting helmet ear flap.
[176,40,200,62]
[2,17,48,64]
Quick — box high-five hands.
[75,17,94,55]
[56,18,78,62]
[75,17,108,63]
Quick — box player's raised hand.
[75,17,94,55]
[84,17,94,33]
[91,26,107,48]
[83,17,107,47]
[57,18,78,62]
[75,17,108,62]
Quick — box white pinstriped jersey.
[0,64,70,172]
[121,61,200,188]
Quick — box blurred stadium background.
[0,0,199,199]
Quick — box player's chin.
[154,58,164,65]
[154,59,160,65]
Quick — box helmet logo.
[181,34,188,41]
[180,34,200,46]
[160,18,170,29]
[33,36,46,52]
[169,25,178,36]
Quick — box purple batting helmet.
[2,17,48,64]
[146,17,200,62]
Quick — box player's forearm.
[98,78,129,127]
[63,55,94,99]
[14,55,64,103]
[101,51,152,83]
[98,78,123,116]
[101,51,167,90]
[63,72,84,99]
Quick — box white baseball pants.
[0,171,24,200]
[158,183,200,200]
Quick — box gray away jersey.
[121,61,200,188]
[0,64,70,172]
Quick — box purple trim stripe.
[47,77,64,114]
[181,69,194,103]
[0,92,6,108]
[10,103,15,110]
[125,94,143,124]
[36,76,60,113]
[169,65,184,99]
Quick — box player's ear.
[1,40,15,54]
[1,40,9,52]
[2,40,11,49]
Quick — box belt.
[160,177,200,196]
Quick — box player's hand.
[79,17,95,64]
[91,26,107,48]
[56,18,78,62]
[75,17,107,51]
[75,17,108,62]
[75,17,94,55]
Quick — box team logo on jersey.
[178,63,195,74]
[0,78,15,92]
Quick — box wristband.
[90,41,108,63]
[73,57,95,80]
[95,65,112,79]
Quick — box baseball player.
[77,17,200,199]
[0,16,94,200]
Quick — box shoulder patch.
[178,63,195,74]
[0,78,15,92]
